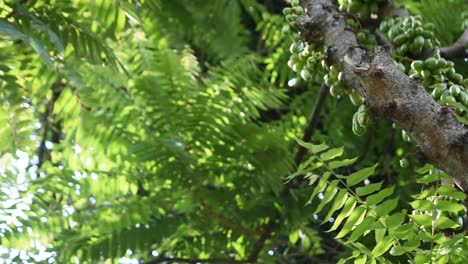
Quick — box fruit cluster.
[283,0,303,27]
[287,41,326,82]
[284,0,371,137]
[409,51,468,116]
[284,0,327,82]
[379,16,439,56]
[347,19,377,48]
[338,0,387,19]
[323,65,345,96]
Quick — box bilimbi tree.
[0,0,467,263]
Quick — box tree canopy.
[0,0,467,263]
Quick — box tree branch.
[440,29,468,59]
[294,83,329,166]
[296,0,468,190]
[37,80,63,169]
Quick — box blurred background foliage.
[0,0,466,263]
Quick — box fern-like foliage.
[295,140,468,263]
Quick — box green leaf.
[385,213,405,229]
[371,236,393,257]
[392,223,415,240]
[416,173,441,183]
[374,228,386,243]
[320,147,344,161]
[409,214,432,226]
[435,216,460,229]
[329,157,357,169]
[322,189,348,224]
[415,164,433,174]
[412,187,436,199]
[28,37,54,68]
[347,216,376,243]
[389,245,407,256]
[328,197,357,232]
[409,199,433,211]
[402,240,420,251]
[289,230,299,244]
[0,19,26,39]
[308,172,331,202]
[307,173,320,186]
[335,206,366,239]
[438,185,466,200]
[354,255,367,264]
[375,198,399,217]
[414,254,430,264]
[295,139,328,153]
[436,200,465,213]
[356,181,383,196]
[347,164,378,187]
[366,186,395,206]
[313,180,339,214]
[285,170,306,182]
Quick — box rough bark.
[296,0,468,190]
[440,29,468,59]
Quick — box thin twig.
[247,83,329,261]
[199,200,265,236]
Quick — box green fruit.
[293,6,304,15]
[291,0,299,6]
[329,84,340,97]
[411,60,424,71]
[281,25,291,35]
[405,28,415,38]
[440,92,456,102]
[300,69,312,81]
[451,73,463,84]
[424,57,438,70]
[398,43,409,54]
[379,22,390,32]
[400,158,409,168]
[324,74,332,86]
[409,41,422,55]
[423,39,433,49]
[393,35,407,45]
[290,54,300,63]
[462,79,468,87]
[414,36,425,48]
[433,74,445,82]
[449,85,461,97]
[349,92,363,106]
[422,30,434,39]
[285,14,295,22]
[283,8,293,15]
[457,91,468,105]
[431,83,447,97]
[415,27,424,35]
[424,23,435,31]
[337,72,343,82]
[292,61,304,72]
[421,69,431,78]
[388,28,399,40]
